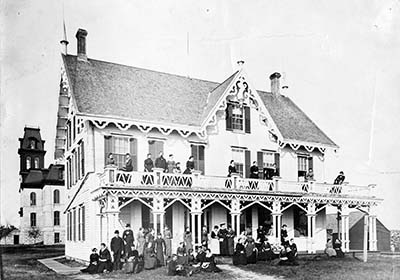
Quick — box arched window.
[29,139,36,149]
[53,189,60,204]
[30,212,36,227]
[54,211,60,226]
[26,156,31,170]
[30,192,36,206]
[34,157,39,169]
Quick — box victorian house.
[57,28,381,261]
[17,127,65,245]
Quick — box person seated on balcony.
[143,235,157,270]
[245,237,257,264]
[280,224,289,246]
[167,154,176,173]
[81,248,99,274]
[106,153,116,166]
[183,156,195,174]
[155,151,168,172]
[121,153,133,172]
[325,238,337,258]
[233,237,247,266]
[97,243,112,273]
[333,238,344,258]
[144,153,153,172]
[227,160,237,177]
[305,168,314,182]
[250,161,259,179]
[334,171,345,185]
[210,225,220,255]
[173,162,182,174]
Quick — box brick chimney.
[269,72,281,95]
[76,28,88,61]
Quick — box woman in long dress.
[154,233,166,266]
[81,248,99,274]
[325,238,337,257]
[136,228,146,256]
[163,226,173,258]
[201,249,221,273]
[183,227,193,251]
[245,238,257,264]
[143,237,157,270]
[209,225,220,255]
[232,239,247,266]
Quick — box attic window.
[226,102,251,133]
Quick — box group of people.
[325,238,345,258]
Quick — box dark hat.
[126,224,131,227]
[114,230,119,234]
[220,223,225,226]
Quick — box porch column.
[369,206,377,251]
[341,204,350,252]
[160,212,165,236]
[271,201,282,244]
[251,206,258,239]
[104,194,121,244]
[153,196,165,235]
[197,213,202,245]
[190,197,203,246]
[153,212,158,234]
[307,203,317,253]
[230,198,241,242]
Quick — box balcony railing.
[99,166,375,197]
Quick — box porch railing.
[100,166,375,197]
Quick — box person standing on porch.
[164,226,173,258]
[155,151,167,172]
[123,224,135,257]
[143,235,157,270]
[167,154,176,173]
[280,224,289,246]
[184,227,193,251]
[154,233,166,267]
[210,225,220,255]
[227,225,235,256]
[218,223,229,256]
[136,227,146,256]
[334,171,345,185]
[144,153,153,172]
[201,226,208,247]
[110,230,125,271]
[228,160,237,177]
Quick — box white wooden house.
[56,29,381,261]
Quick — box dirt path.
[219,264,279,280]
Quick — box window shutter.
[244,106,251,133]
[104,136,112,165]
[226,103,233,131]
[244,150,251,178]
[130,138,138,171]
[80,141,85,176]
[274,153,280,177]
[199,146,205,174]
[257,152,263,178]
[308,156,313,171]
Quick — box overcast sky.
[1,0,400,229]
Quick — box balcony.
[99,167,375,198]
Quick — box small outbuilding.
[326,211,391,252]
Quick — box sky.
[1,0,400,229]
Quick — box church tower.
[18,126,46,183]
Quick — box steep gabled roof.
[63,54,337,147]
[258,91,337,147]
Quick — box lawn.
[1,245,66,280]
[240,254,400,280]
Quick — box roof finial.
[60,2,69,55]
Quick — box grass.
[1,245,66,280]
[240,254,400,280]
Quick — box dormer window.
[26,156,31,170]
[34,157,39,169]
[29,139,36,149]
[226,102,251,133]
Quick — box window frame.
[34,157,39,168]
[231,103,244,131]
[231,148,245,177]
[30,192,36,206]
[54,232,60,243]
[54,211,60,226]
[26,156,31,170]
[30,212,36,227]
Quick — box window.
[78,207,81,241]
[54,232,60,243]
[72,115,76,141]
[73,209,76,241]
[53,190,60,204]
[257,151,280,179]
[104,136,138,170]
[66,157,72,189]
[30,212,36,227]
[29,139,36,149]
[34,157,39,168]
[79,141,85,178]
[298,155,313,181]
[67,212,70,240]
[226,103,251,133]
[148,139,164,162]
[293,206,308,237]
[191,145,205,174]
[81,206,85,241]
[232,148,245,177]
[232,104,244,131]
[54,211,60,226]
[66,120,71,148]
[26,156,31,170]
[30,192,36,206]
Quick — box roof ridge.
[64,54,220,85]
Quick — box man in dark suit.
[122,153,133,172]
[110,230,124,271]
[155,151,167,172]
[123,224,134,257]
